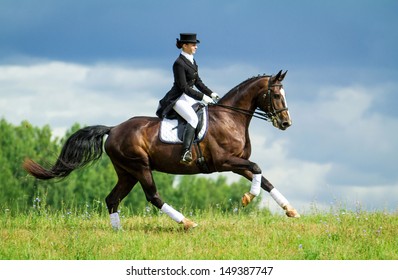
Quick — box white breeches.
[173,94,199,128]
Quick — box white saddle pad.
[159,109,208,144]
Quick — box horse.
[23,70,300,230]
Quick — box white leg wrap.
[270,188,289,208]
[110,212,121,230]
[250,174,262,196]
[161,203,185,223]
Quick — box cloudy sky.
[1,0,397,214]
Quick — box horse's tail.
[23,125,112,180]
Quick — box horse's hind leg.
[105,167,138,230]
[138,167,198,230]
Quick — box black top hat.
[177,33,200,44]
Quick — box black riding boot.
[180,124,196,164]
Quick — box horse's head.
[216,71,292,130]
[258,70,292,130]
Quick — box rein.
[210,103,273,122]
[209,81,288,123]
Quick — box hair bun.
[176,38,183,49]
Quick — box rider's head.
[176,33,200,54]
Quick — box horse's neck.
[222,77,268,111]
[212,77,268,130]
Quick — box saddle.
[159,104,208,144]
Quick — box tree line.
[0,118,262,214]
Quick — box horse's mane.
[225,74,272,96]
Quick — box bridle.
[211,77,289,124]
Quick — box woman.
[156,33,219,164]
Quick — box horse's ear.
[275,70,283,81]
[280,70,288,81]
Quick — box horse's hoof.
[242,192,255,207]
[181,218,198,231]
[283,205,301,218]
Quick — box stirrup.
[180,150,192,164]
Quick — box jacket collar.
[179,54,197,71]
[181,51,194,63]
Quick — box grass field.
[1,205,397,260]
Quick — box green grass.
[1,206,398,260]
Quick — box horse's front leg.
[260,176,300,218]
[227,158,300,218]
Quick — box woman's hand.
[202,95,215,105]
[211,92,220,101]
